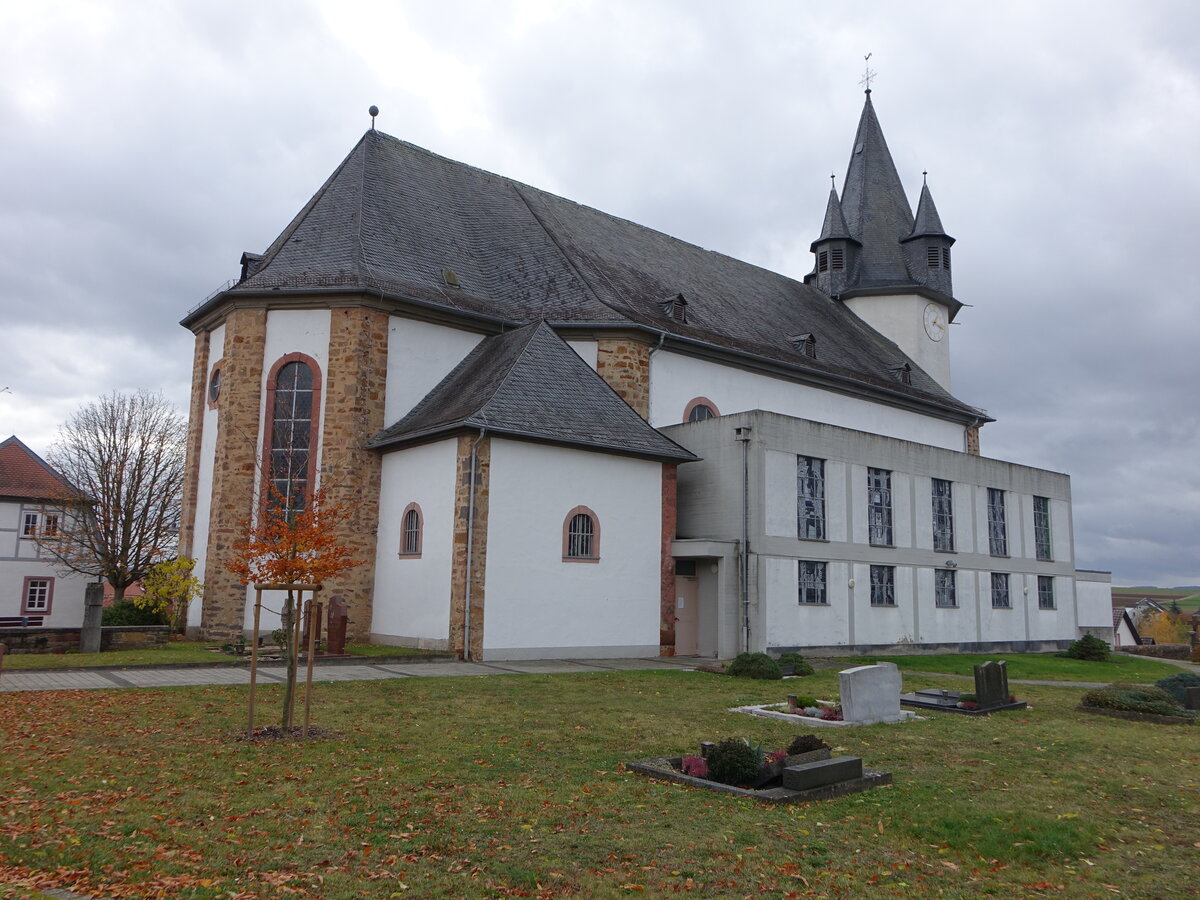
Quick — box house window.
[870,565,896,606]
[684,398,719,423]
[991,572,1011,609]
[1038,575,1055,610]
[1034,496,1052,561]
[987,488,1008,556]
[562,506,600,562]
[399,503,423,557]
[22,512,39,536]
[817,250,829,273]
[22,577,53,614]
[931,478,954,552]
[935,569,956,608]
[797,455,826,541]
[42,514,58,537]
[798,561,827,605]
[867,468,893,546]
[264,355,321,523]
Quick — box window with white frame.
[870,565,896,606]
[23,577,52,613]
[935,568,957,608]
[1038,575,1055,610]
[797,456,826,541]
[22,512,39,536]
[991,572,1011,608]
[798,561,827,605]
[563,507,600,561]
[20,511,58,538]
[932,478,954,553]
[987,488,1008,556]
[1034,496,1052,561]
[867,468,893,546]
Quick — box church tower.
[807,90,962,390]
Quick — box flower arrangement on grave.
[785,693,842,720]
[956,692,979,710]
[675,735,833,787]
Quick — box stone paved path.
[0,655,700,692]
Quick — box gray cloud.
[2,0,1196,586]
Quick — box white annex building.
[180,91,1112,659]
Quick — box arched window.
[399,503,423,557]
[683,397,720,423]
[562,506,600,563]
[263,354,321,523]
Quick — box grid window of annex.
[870,565,896,606]
[934,568,957,608]
[798,561,828,605]
[867,468,893,546]
[797,456,826,541]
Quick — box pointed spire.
[907,181,951,240]
[839,92,915,288]
[817,186,853,242]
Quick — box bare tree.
[40,391,187,605]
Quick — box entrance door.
[675,574,699,655]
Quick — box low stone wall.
[1120,644,1193,660]
[0,626,169,654]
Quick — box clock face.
[923,303,947,342]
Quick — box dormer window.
[659,293,688,323]
[890,363,912,385]
[817,250,829,273]
[790,333,817,359]
[830,247,844,271]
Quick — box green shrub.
[1154,672,1200,705]
[1066,634,1111,661]
[101,600,168,627]
[778,652,815,676]
[1081,683,1190,718]
[705,738,763,786]
[726,652,782,680]
[786,734,830,755]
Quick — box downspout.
[735,425,752,653]
[463,427,487,661]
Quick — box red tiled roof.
[0,436,73,500]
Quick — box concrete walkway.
[0,655,701,692]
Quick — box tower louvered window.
[817,250,829,273]
[942,247,951,270]
[830,247,844,270]
[927,246,940,268]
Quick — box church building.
[180,91,1112,659]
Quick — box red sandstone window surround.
[562,506,600,563]
[261,353,323,523]
[683,397,720,423]
[399,503,423,558]
[22,576,54,614]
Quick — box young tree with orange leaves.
[226,486,362,730]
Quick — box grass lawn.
[836,652,1185,683]
[1,668,1197,899]
[0,641,440,671]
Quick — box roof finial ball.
[369,105,379,130]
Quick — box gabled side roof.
[368,321,699,462]
[0,436,73,501]
[186,125,987,424]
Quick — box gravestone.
[79,582,105,654]
[974,660,1010,709]
[326,598,348,655]
[838,662,911,724]
[782,756,864,791]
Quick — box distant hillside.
[1111,587,1200,612]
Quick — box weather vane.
[859,53,876,92]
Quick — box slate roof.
[0,436,73,501]
[368,321,699,462]
[191,99,986,422]
[813,187,856,245]
[907,182,952,242]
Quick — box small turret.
[901,177,955,297]
[806,183,860,296]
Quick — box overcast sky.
[1,1,1196,587]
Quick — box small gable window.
[683,397,720,423]
[563,506,600,563]
[659,293,688,323]
[399,503,423,557]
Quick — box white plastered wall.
[0,500,91,627]
[840,293,952,389]
[370,440,459,647]
[482,440,663,659]
[385,318,485,424]
[649,349,964,449]
[188,323,225,627]
[241,309,333,633]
